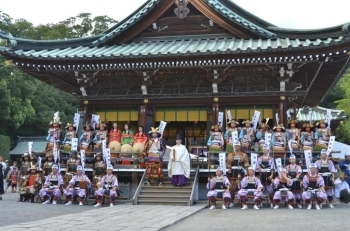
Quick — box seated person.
[334,175,350,205]
[206,167,231,210]
[237,166,263,210]
[64,166,91,206]
[94,165,119,207]
[272,168,294,209]
[40,164,64,205]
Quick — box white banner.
[73,113,80,129]
[103,148,111,167]
[219,152,226,175]
[252,110,261,132]
[218,112,224,127]
[91,114,100,130]
[158,121,167,138]
[326,109,332,128]
[38,156,42,171]
[227,110,232,122]
[250,153,258,170]
[102,139,107,150]
[275,112,280,125]
[71,138,78,151]
[327,136,336,155]
[265,133,272,147]
[286,109,291,120]
[53,141,58,163]
[231,131,238,143]
[28,142,33,156]
[304,149,313,170]
[308,110,313,124]
[80,150,85,169]
[275,158,282,173]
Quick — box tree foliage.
[0,11,118,147]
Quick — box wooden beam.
[300,61,324,106]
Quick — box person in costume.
[207,167,231,209]
[239,120,255,151]
[286,154,303,208]
[255,121,270,151]
[19,152,31,177]
[315,149,336,208]
[224,120,240,152]
[132,125,148,153]
[65,166,91,206]
[92,153,106,190]
[18,165,42,203]
[301,123,315,150]
[207,124,224,153]
[257,144,275,208]
[143,127,166,187]
[272,168,294,209]
[93,121,108,150]
[62,123,77,152]
[46,118,62,144]
[271,124,286,152]
[226,141,249,208]
[302,163,327,210]
[40,164,64,205]
[339,152,350,186]
[334,173,350,204]
[238,166,264,210]
[42,155,55,176]
[121,123,134,153]
[79,122,94,150]
[65,151,78,187]
[286,120,300,153]
[314,120,331,152]
[168,134,190,186]
[108,122,122,153]
[94,165,118,207]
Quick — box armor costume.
[93,153,106,190]
[238,166,264,210]
[239,120,255,151]
[65,166,91,206]
[224,120,241,152]
[65,151,78,186]
[286,120,300,152]
[271,124,286,152]
[272,168,294,209]
[315,149,336,208]
[302,163,327,210]
[314,120,331,152]
[20,153,31,177]
[93,121,108,151]
[40,165,64,205]
[62,123,77,153]
[226,141,249,207]
[42,155,55,176]
[207,167,231,209]
[207,124,224,153]
[18,165,42,203]
[143,127,165,187]
[79,122,95,154]
[300,123,315,150]
[286,154,303,208]
[94,165,119,207]
[255,122,270,151]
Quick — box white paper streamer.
[252,110,261,132]
[218,152,226,175]
[326,109,332,128]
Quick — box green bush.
[0,135,11,160]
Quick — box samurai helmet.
[273,124,285,131]
[211,124,222,132]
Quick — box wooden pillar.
[139,105,147,127]
[83,105,88,124]
[279,102,284,125]
[212,103,219,125]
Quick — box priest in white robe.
[168,134,191,186]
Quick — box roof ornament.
[174,0,190,19]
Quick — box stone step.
[137,199,188,206]
[138,195,189,199]
[140,189,191,194]
[142,185,192,189]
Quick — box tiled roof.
[203,0,276,38]
[3,36,349,60]
[10,136,47,155]
[296,106,345,122]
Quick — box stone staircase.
[135,170,197,206]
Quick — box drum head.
[121,144,132,153]
[108,141,121,153]
[132,143,145,153]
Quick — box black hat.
[70,150,77,156]
[176,134,182,140]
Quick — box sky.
[1,0,349,29]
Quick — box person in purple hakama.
[302,163,327,210]
[272,168,294,209]
[207,167,231,210]
[315,149,336,208]
[40,164,64,205]
[286,154,303,208]
[94,165,118,207]
[64,166,91,206]
[168,134,190,186]
[257,144,275,208]
[238,166,264,210]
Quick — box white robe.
[168,144,190,178]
